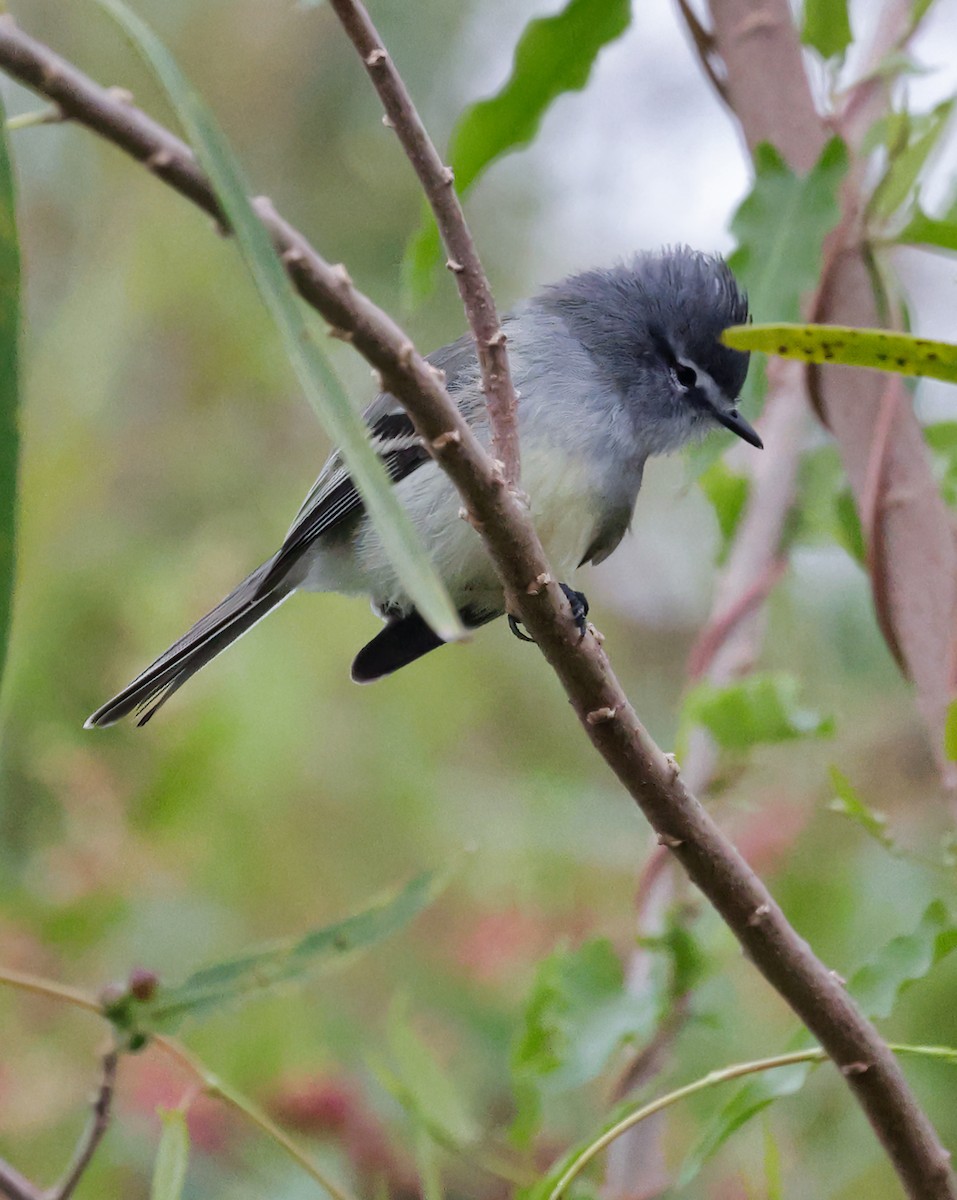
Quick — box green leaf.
[850,900,957,1020]
[827,765,893,847]
[763,1115,783,1200]
[682,672,834,752]
[898,195,957,252]
[727,137,848,408]
[789,444,865,565]
[531,1042,957,1200]
[723,321,957,385]
[403,0,631,301]
[833,487,867,565]
[871,101,954,223]
[138,871,444,1033]
[510,939,656,1146]
[945,699,957,762]
[98,0,463,642]
[801,0,852,59]
[677,1059,812,1189]
[910,0,938,31]
[381,995,479,1147]
[150,1108,189,1200]
[924,421,957,507]
[0,94,20,697]
[698,460,750,564]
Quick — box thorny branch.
[0,12,952,1199]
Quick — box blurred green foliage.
[0,91,19,694]
[1,2,957,1199]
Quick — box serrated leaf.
[403,0,630,301]
[150,1108,189,1200]
[98,0,463,642]
[727,137,847,411]
[945,699,957,762]
[682,672,834,752]
[698,460,750,564]
[0,95,20,698]
[801,0,852,59]
[383,995,479,1147]
[137,871,444,1033]
[827,765,893,846]
[724,322,957,385]
[850,900,957,1020]
[510,939,655,1145]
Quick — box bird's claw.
[507,584,590,644]
[560,583,590,641]
[508,613,536,642]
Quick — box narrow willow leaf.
[899,197,957,252]
[403,0,631,301]
[923,421,957,507]
[0,95,20,695]
[801,0,852,59]
[724,322,957,385]
[763,1116,783,1200]
[850,900,957,1020]
[945,699,957,762]
[139,871,444,1033]
[98,0,463,641]
[385,996,479,1147]
[870,100,953,223]
[827,765,893,847]
[530,1043,957,1200]
[682,673,834,752]
[150,1108,189,1200]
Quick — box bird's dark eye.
[673,362,697,390]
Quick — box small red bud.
[128,967,159,1002]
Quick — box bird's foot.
[507,583,590,644]
[508,613,536,642]
[561,583,590,640]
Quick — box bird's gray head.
[538,247,760,454]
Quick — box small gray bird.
[86,246,758,728]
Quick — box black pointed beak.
[715,406,763,449]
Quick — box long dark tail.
[85,565,292,728]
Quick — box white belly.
[300,444,602,614]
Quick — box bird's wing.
[254,332,482,597]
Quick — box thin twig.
[50,1049,118,1200]
[326,0,522,488]
[0,968,360,1200]
[0,16,952,1198]
[0,1048,117,1200]
[673,0,729,103]
[0,1160,42,1200]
